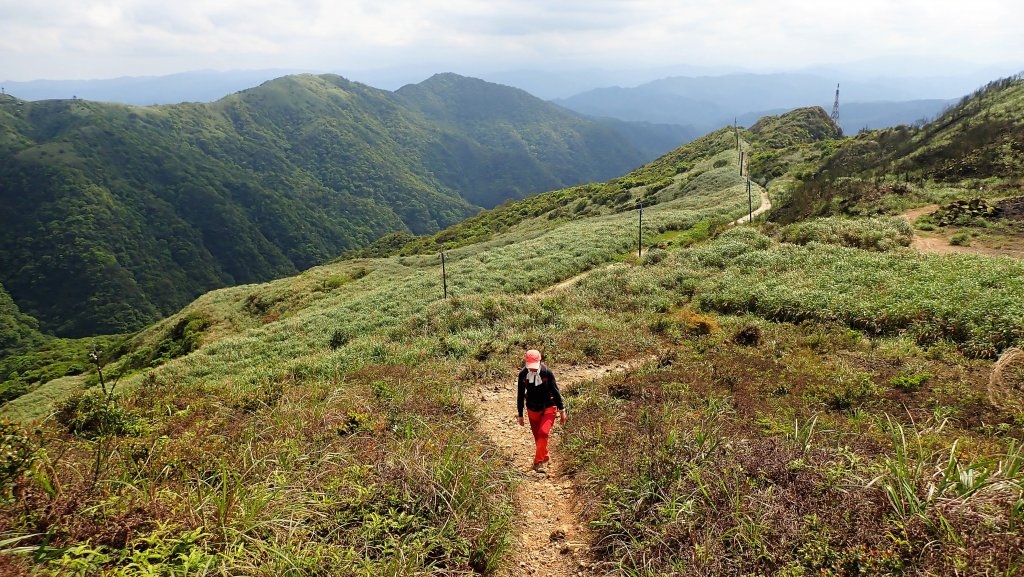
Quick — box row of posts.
[438,130,756,299]
[737,120,753,224]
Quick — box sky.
[1,0,1023,82]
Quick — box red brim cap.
[525,349,542,370]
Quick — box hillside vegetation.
[2,77,1024,576]
[350,127,739,257]
[0,73,666,337]
[0,141,758,575]
[0,284,43,358]
[763,74,1024,222]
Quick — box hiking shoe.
[532,462,547,473]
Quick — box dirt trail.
[900,204,1024,258]
[474,359,645,577]
[731,185,771,226]
[531,263,624,298]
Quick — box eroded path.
[474,360,644,577]
[900,204,1024,258]
[731,184,771,226]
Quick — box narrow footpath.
[474,360,643,577]
[731,185,772,226]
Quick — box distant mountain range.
[553,73,959,134]
[0,69,308,106]
[0,73,681,337]
[5,67,1003,135]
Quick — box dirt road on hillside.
[731,185,771,226]
[900,204,1024,258]
[475,360,646,577]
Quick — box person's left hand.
[558,410,567,425]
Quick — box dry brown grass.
[989,347,1024,411]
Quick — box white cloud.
[0,0,1022,80]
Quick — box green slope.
[3,101,1024,575]
[395,73,651,207]
[762,74,1024,221]
[0,282,43,358]
[0,74,662,337]
[350,127,739,257]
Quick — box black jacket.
[517,365,564,417]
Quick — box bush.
[675,308,719,336]
[889,372,932,392]
[950,233,971,246]
[641,248,668,265]
[806,372,876,410]
[0,420,36,497]
[329,328,350,350]
[55,391,141,438]
[778,216,912,251]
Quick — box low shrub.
[950,233,971,246]
[54,391,141,438]
[778,216,912,251]
[889,372,932,392]
[0,420,36,497]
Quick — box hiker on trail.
[517,349,567,473]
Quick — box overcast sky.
[2,0,1022,82]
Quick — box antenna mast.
[831,83,840,126]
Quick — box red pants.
[527,406,557,464]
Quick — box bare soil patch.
[900,203,1024,258]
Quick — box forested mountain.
[0,74,667,337]
[0,283,43,358]
[394,73,658,207]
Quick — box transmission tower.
[831,83,840,126]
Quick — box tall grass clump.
[778,216,913,251]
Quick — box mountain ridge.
[0,73,673,337]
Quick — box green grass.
[5,112,1024,575]
[0,154,754,575]
[776,215,913,251]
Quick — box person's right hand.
[517,416,525,426]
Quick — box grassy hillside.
[0,140,758,575]
[0,74,662,338]
[765,74,1024,221]
[2,84,1024,575]
[349,127,739,257]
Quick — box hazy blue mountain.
[555,73,969,133]
[0,69,307,105]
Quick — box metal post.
[739,151,744,176]
[638,203,643,259]
[440,246,448,299]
